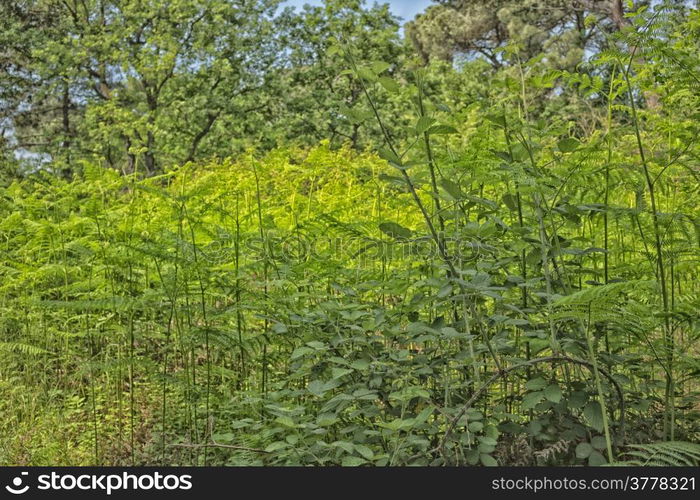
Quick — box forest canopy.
[0,0,699,467]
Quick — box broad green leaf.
[416,116,436,135]
[478,442,496,454]
[440,178,462,200]
[275,416,296,428]
[544,384,562,403]
[437,284,453,298]
[583,401,605,432]
[341,456,367,466]
[522,390,544,410]
[331,367,353,379]
[308,379,329,397]
[370,61,391,75]
[356,67,377,82]
[557,137,580,152]
[502,193,518,211]
[354,444,375,460]
[485,114,506,127]
[588,450,607,466]
[389,386,430,402]
[332,441,355,453]
[378,76,399,93]
[426,124,458,135]
[478,436,497,446]
[379,222,412,239]
[591,436,608,451]
[211,432,234,442]
[568,391,588,409]
[575,442,593,459]
[468,421,484,433]
[414,405,435,425]
[350,359,369,371]
[290,346,313,360]
[265,441,288,453]
[377,418,414,431]
[525,377,547,391]
[466,448,480,465]
[480,454,498,466]
[377,147,403,169]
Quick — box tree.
[405,0,649,69]
[273,0,406,149]
[3,0,288,175]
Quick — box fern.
[0,342,48,356]
[552,280,657,326]
[615,441,700,466]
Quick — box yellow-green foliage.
[0,144,424,464]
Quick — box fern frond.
[615,441,700,466]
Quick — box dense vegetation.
[1,0,699,466]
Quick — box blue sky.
[285,0,433,23]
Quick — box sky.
[285,0,433,23]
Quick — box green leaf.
[478,436,497,446]
[583,401,605,432]
[525,377,547,391]
[370,61,391,75]
[354,444,375,460]
[416,116,436,135]
[544,384,562,403]
[272,322,288,333]
[377,147,403,169]
[522,390,544,410]
[379,222,412,239]
[557,137,580,152]
[480,454,498,466]
[332,441,355,453]
[377,418,414,431]
[568,391,588,409]
[426,124,458,135]
[264,441,288,453]
[211,432,234,442]
[378,76,399,93]
[308,379,329,397]
[389,386,430,402]
[356,67,377,82]
[591,435,608,451]
[468,421,484,433]
[440,178,462,200]
[290,346,312,360]
[339,103,372,124]
[415,405,435,425]
[341,456,367,466]
[275,416,296,428]
[588,450,607,466]
[350,359,369,371]
[478,443,496,454]
[485,114,506,127]
[465,448,480,465]
[502,193,518,211]
[331,367,353,379]
[576,442,593,459]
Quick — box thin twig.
[169,442,270,454]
